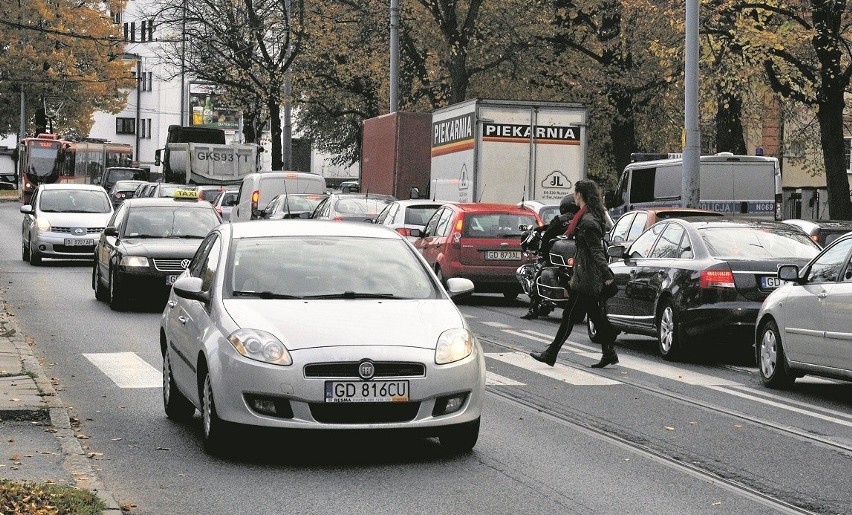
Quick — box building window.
[139,119,152,139]
[141,21,147,42]
[111,10,121,24]
[148,19,155,42]
[123,22,129,42]
[116,118,135,135]
[130,22,135,42]
[145,72,153,92]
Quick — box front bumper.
[115,266,184,297]
[30,231,97,259]
[204,343,486,432]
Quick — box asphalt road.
[1,202,850,514]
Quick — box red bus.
[18,134,133,203]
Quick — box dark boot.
[530,343,560,366]
[520,310,538,320]
[590,342,619,368]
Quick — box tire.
[587,317,615,344]
[439,418,480,453]
[109,269,125,311]
[21,239,29,262]
[757,320,795,388]
[201,371,232,455]
[93,264,109,301]
[657,300,682,361]
[163,351,196,422]
[28,237,41,266]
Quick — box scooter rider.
[520,195,580,320]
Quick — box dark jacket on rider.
[539,214,571,257]
[569,211,612,297]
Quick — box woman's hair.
[574,179,607,220]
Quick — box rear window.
[539,205,560,223]
[699,227,819,259]
[403,205,441,226]
[462,213,537,238]
[334,198,392,216]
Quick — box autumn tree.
[0,0,134,138]
[725,0,852,220]
[153,0,304,170]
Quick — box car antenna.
[282,174,292,218]
[477,184,485,203]
[432,179,436,201]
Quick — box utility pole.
[683,0,700,208]
[390,0,399,112]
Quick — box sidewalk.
[0,260,120,511]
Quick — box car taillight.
[395,227,411,237]
[700,269,735,289]
[451,218,463,248]
[810,234,819,242]
[250,190,260,211]
[333,216,344,221]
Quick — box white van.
[606,153,781,220]
[232,171,326,222]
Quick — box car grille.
[53,245,95,254]
[153,259,189,272]
[309,402,420,424]
[304,362,426,378]
[52,227,104,234]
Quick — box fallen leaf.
[664,426,675,431]
[156,447,171,451]
[9,454,20,461]
[734,424,743,429]
[111,437,122,441]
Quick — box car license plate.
[64,238,94,246]
[761,276,782,289]
[485,250,521,260]
[165,275,179,285]
[324,380,409,403]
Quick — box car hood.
[42,212,112,228]
[222,299,466,351]
[120,238,203,257]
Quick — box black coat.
[569,211,612,297]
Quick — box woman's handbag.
[600,268,618,299]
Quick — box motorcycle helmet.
[559,195,580,215]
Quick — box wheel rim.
[110,271,116,300]
[759,329,778,378]
[202,375,213,438]
[659,306,674,353]
[162,353,172,405]
[588,319,597,338]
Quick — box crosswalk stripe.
[481,321,512,328]
[706,385,852,428]
[83,352,160,389]
[486,371,526,386]
[486,352,621,386]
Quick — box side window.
[626,212,649,242]
[650,223,685,258]
[678,232,694,259]
[376,203,395,225]
[424,208,443,236]
[807,239,852,283]
[610,213,635,243]
[843,252,852,282]
[615,172,628,206]
[629,223,666,259]
[111,204,128,231]
[434,208,454,237]
[629,167,655,204]
[189,233,218,279]
[311,198,328,218]
[199,237,222,291]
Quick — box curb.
[2,300,122,513]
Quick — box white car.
[21,183,113,265]
[374,199,445,241]
[755,232,852,387]
[160,220,483,454]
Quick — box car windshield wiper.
[167,234,206,239]
[302,292,397,299]
[232,290,303,299]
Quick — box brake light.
[333,216,343,221]
[454,219,463,232]
[811,234,819,242]
[250,190,260,211]
[700,269,735,288]
[395,227,411,237]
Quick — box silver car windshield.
[229,236,439,300]
[39,189,111,213]
[700,227,820,259]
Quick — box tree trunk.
[268,96,282,171]
[817,91,852,220]
[715,91,746,154]
[447,52,468,104]
[608,89,637,182]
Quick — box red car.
[413,203,541,298]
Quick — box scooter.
[516,228,576,317]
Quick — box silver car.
[21,183,113,265]
[160,220,483,454]
[755,231,852,387]
[374,199,445,241]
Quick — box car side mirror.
[103,226,119,237]
[445,277,474,299]
[154,149,162,167]
[20,205,33,214]
[173,276,209,303]
[778,264,802,283]
[410,228,423,238]
[606,244,626,259]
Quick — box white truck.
[430,99,588,204]
[155,125,260,186]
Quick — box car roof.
[454,202,540,214]
[39,183,106,191]
[227,219,401,240]
[670,218,805,231]
[121,197,216,208]
[392,199,445,207]
[785,218,852,230]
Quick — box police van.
[606,153,781,220]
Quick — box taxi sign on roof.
[173,189,199,200]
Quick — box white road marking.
[481,321,512,328]
[486,372,525,386]
[83,352,160,389]
[486,352,621,386]
[705,385,852,428]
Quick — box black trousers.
[550,289,614,353]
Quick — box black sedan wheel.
[163,351,195,422]
[439,418,480,454]
[657,300,682,361]
[93,265,109,301]
[757,320,795,388]
[587,317,615,344]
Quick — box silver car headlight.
[120,256,149,267]
[35,218,51,232]
[228,328,292,366]
[435,328,475,364]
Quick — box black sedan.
[593,218,821,360]
[92,193,222,310]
